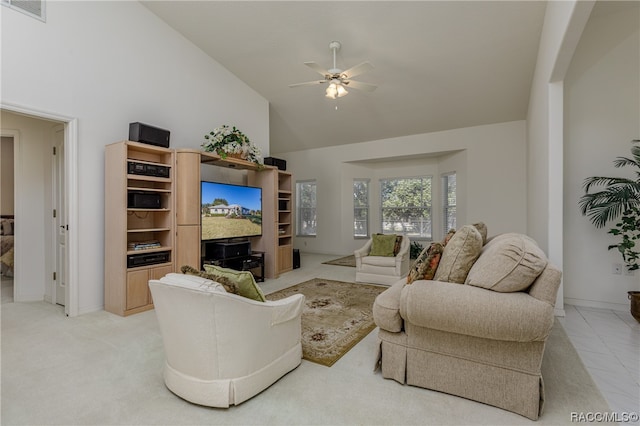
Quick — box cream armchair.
[355,235,411,285]
[149,273,305,408]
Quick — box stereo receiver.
[127,161,170,178]
[127,251,170,268]
[128,191,161,209]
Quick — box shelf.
[127,174,172,183]
[127,158,173,167]
[125,140,173,155]
[127,261,173,272]
[197,150,276,171]
[127,208,171,213]
[127,186,171,193]
[126,246,172,255]
[127,227,171,233]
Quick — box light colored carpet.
[1,300,611,425]
[267,278,386,366]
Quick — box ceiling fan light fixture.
[326,80,348,99]
[325,82,338,99]
[336,83,348,98]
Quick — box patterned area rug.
[267,278,386,367]
[322,255,356,267]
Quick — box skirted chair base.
[163,344,302,407]
[376,327,547,420]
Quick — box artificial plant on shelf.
[579,139,640,272]
[202,125,264,167]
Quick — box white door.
[53,126,66,306]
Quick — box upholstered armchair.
[354,234,411,285]
[149,273,305,408]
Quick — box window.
[442,173,457,236]
[380,176,432,239]
[1,0,46,21]
[296,180,317,236]
[353,179,369,238]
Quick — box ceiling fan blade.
[304,62,331,77]
[341,61,374,79]
[342,79,377,92]
[288,80,327,88]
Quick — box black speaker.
[293,249,300,269]
[129,122,170,148]
[264,157,287,170]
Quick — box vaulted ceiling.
[142,1,547,154]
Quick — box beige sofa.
[372,229,561,420]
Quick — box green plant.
[202,125,263,166]
[579,139,640,271]
[410,241,424,259]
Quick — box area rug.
[266,278,386,367]
[322,254,356,267]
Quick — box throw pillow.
[433,225,483,284]
[181,265,239,294]
[442,228,456,245]
[369,234,398,257]
[160,273,227,293]
[406,242,444,284]
[392,235,404,256]
[465,233,548,292]
[203,264,266,302]
[472,222,488,245]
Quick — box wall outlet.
[612,263,622,275]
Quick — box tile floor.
[557,304,640,424]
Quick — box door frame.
[52,124,66,306]
[1,130,19,303]
[1,102,79,317]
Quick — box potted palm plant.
[579,139,640,322]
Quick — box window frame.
[295,180,317,237]
[379,175,433,241]
[442,172,457,237]
[353,178,370,239]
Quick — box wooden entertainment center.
[104,141,293,316]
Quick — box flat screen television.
[200,181,262,241]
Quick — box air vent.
[1,0,45,22]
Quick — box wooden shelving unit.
[276,171,293,274]
[174,149,293,279]
[104,141,174,316]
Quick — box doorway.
[1,106,78,316]
[1,135,15,303]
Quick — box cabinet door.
[150,265,174,280]
[126,269,151,310]
[278,246,293,273]
[149,265,174,305]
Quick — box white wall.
[526,0,595,313]
[1,1,269,313]
[277,120,527,255]
[564,1,640,310]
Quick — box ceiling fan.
[289,41,377,99]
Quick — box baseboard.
[564,297,628,312]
